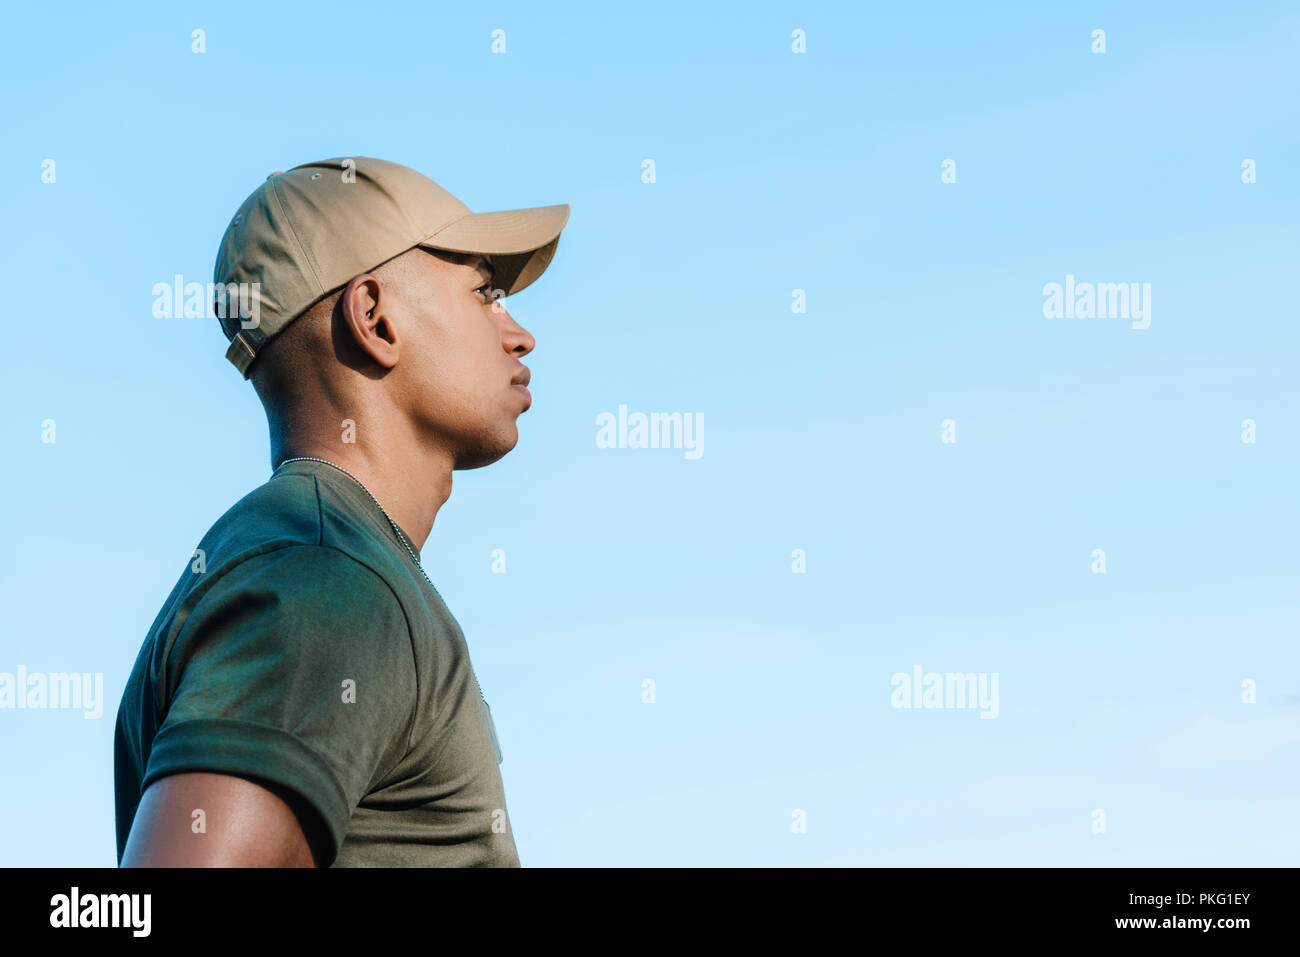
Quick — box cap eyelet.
[310,172,321,180]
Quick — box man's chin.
[453,428,519,470]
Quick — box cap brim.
[417,203,569,297]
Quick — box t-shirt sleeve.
[142,544,418,866]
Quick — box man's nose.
[501,309,535,356]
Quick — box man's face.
[388,248,536,469]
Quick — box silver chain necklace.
[274,455,488,708]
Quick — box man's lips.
[510,367,531,406]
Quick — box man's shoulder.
[131,471,427,659]
[193,469,409,594]
[151,501,418,694]
[194,471,318,561]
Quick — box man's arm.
[120,772,325,867]
[122,545,418,868]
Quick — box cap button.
[266,171,283,180]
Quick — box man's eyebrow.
[472,256,494,280]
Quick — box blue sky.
[2,0,1298,866]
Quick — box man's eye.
[476,283,493,300]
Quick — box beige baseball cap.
[212,156,569,378]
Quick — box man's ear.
[339,273,400,370]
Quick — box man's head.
[210,157,567,471]
[249,245,536,470]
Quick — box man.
[114,157,569,867]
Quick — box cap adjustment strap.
[225,324,268,378]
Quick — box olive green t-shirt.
[113,459,519,867]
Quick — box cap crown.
[213,157,471,376]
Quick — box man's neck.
[272,436,453,553]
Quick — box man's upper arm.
[121,772,322,867]
[124,545,418,867]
